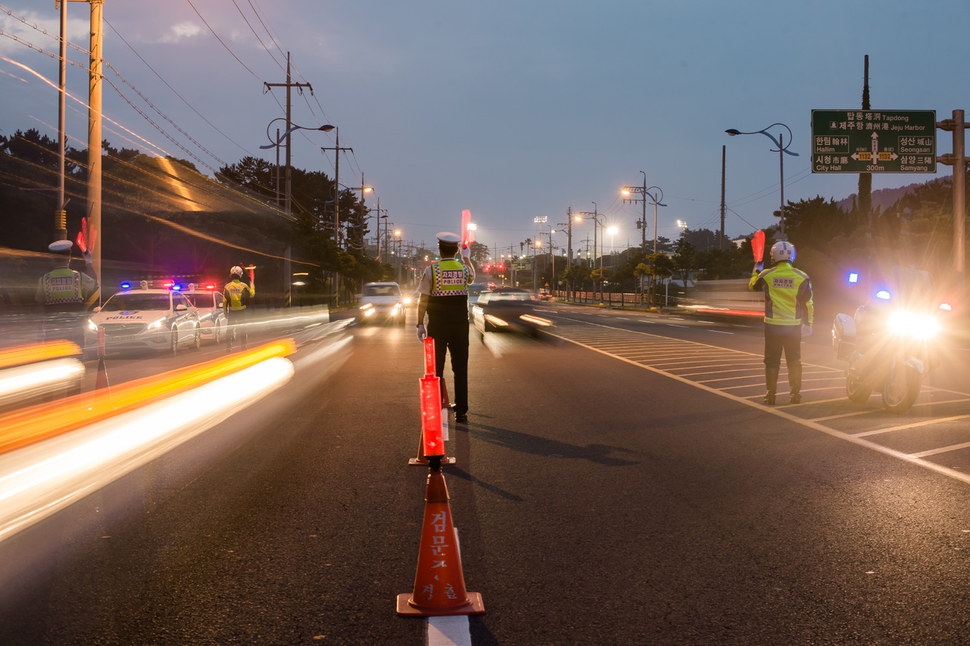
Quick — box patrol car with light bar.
[84,281,201,356]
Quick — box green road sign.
[512,258,531,271]
[811,110,936,173]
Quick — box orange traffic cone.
[396,469,485,617]
[94,357,110,391]
[94,328,110,392]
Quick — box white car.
[85,287,201,356]
[183,284,228,344]
[358,282,406,325]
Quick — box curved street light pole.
[726,122,799,238]
[260,120,334,217]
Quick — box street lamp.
[260,120,334,216]
[575,203,606,303]
[725,122,799,238]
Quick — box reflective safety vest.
[430,260,470,296]
[42,267,83,305]
[749,261,814,327]
[223,279,254,311]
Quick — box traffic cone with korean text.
[396,467,485,617]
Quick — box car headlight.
[147,318,166,330]
[87,319,98,332]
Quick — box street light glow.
[607,226,619,235]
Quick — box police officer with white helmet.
[749,240,814,405]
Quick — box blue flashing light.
[876,290,892,301]
[172,283,182,291]
[120,281,131,290]
[848,272,859,284]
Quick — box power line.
[104,19,251,158]
[184,0,264,82]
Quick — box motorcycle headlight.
[87,319,98,332]
[888,310,940,340]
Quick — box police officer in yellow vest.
[749,240,814,405]
[35,240,98,344]
[416,232,476,424]
[223,265,255,351]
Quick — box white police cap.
[436,232,461,244]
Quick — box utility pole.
[937,110,969,289]
[86,0,104,303]
[321,129,352,305]
[720,145,726,249]
[566,206,573,267]
[859,54,872,229]
[55,0,68,243]
[264,53,313,217]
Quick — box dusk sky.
[2,0,968,255]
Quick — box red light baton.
[752,230,765,263]
[420,376,444,458]
[461,209,473,249]
[423,337,436,377]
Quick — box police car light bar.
[120,282,131,290]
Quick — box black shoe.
[790,393,802,404]
[763,392,776,405]
[455,414,468,424]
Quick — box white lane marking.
[707,329,733,335]
[854,414,970,438]
[428,616,471,646]
[911,439,970,458]
[549,324,970,489]
[666,324,687,328]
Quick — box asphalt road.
[3,304,970,644]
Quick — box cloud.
[161,22,203,43]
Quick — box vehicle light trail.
[0,340,295,456]
[0,356,294,543]
[0,358,84,408]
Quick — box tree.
[673,237,699,290]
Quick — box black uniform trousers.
[763,323,801,369]
[428,318,469,416]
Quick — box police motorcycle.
[831,266,945,414]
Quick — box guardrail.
[552,278,764,316]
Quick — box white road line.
[549,322,970,489]
[707,329,733,334]
[666,324,688,328]
[854,414,970,438]
[428,616,471,646]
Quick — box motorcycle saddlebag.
[832,313,857,361]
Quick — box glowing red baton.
[419,375,444,458]
[461,209,474,249]
[752,230,765,263]
[423,337,436,377]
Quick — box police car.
[85,282,201,356]
[182,283,228,344]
